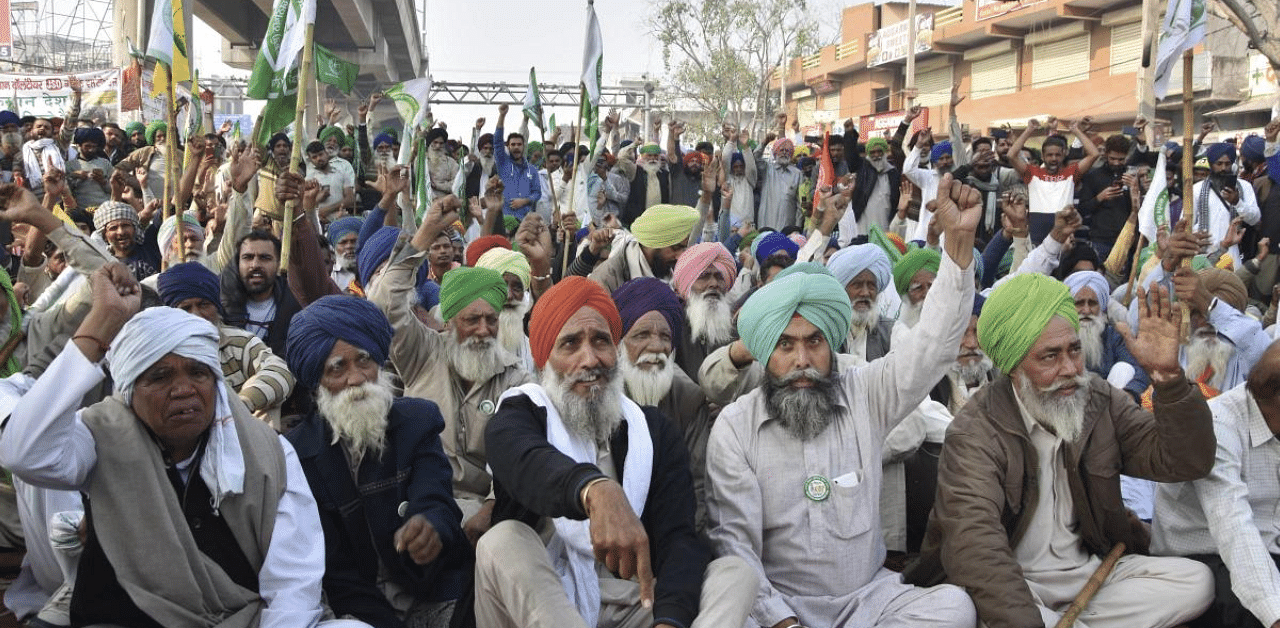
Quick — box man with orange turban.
[473,276,757,628]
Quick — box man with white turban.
[0,263,368,628]
[705,174,981,628]
[827,243,896,363]
[904,272,1216,628]
[1063,269,1148,398]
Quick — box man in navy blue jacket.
[285,295,465,628]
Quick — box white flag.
[1138,152,1169,242]
[385,76,433,164]
[1152,0,1206,99]
[579,3,603,151]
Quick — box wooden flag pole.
[162,63,179,270]
[1179,49,1194,342]
[561,117,585,279]
[281,23,315,276]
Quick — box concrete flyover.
[192,0,423,91]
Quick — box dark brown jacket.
[903,372,1214,628]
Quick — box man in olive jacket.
[905,273,1216,628]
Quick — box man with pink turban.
[671,242,739,382]
[757,127,804,231]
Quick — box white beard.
[1185,332,1233,389]
[316,370,396,461]
[849,301,878,332]
[498,294,531,356]
[447,334,506,384]
[686,289,734,346]
[640,160,662,176]
[618,345,675,407]
[479,155,495,176]
[898,298,923,328]
[541,362,624,444]
[427,146,445,166]
[1078,316,1106,371]
[1015,371,1088,443]
[952,352,994,387]
[338,252,357,272]
[870,156,891,173]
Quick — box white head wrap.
[827,243,892,291]
[1063,270,1111,314]
[106,307,243,509]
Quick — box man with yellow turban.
[365,197,533,544]
[585,203,700,292]
[706,173,981,628]
[475,246,535,372]
[905,274,1217,628]
[473,276,757,628]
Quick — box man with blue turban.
[906,273,1217,628]
[1191,142,1260,263]
[751,230,799,284]
[902,134,956,242]
[286,294,467,627]
[827,243,896,361]
[706,176,982,628]
[326,215,363,293]
[365,200,533,543]
[0,263,366,628]
[1063,270,1148,398]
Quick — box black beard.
[764,368,842,441]
[650,253,675,279]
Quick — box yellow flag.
[146,0,190,97]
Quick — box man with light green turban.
[366,208,533,540]
[475,247,535,372]
[114,122,171,200]
[706,173,983,628]
[586,203,700,292]
[906,273,1217,628]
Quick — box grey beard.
[1078,316,1105,371]
[338,252,357,272]
[686,290,735,346]
[479,155,495,175]
[870,156,891,173]
[849,303,878,331]
[618,345,675,407]
[542,363,624,445]
[952,352,993,387]
[447,334,505,383]
[1185,332,1233,389]
[316,370,396,461]
[498,296,531,355]
[1015,371,1088,443]
[764,367,842,441]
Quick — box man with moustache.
[904,273,1216,628]
[670,242,739,382]
[705,173,981,628]
[931,295,996,415]
[285,295,466,628]
[423,127,459,203]
[1078,135,1140,260]
[474,276,757,628]
[493,104,541,220]
[365,196,532,543]
[844,120,902,243]
[91,201,160,282]
[756,121,803,231]
[586,203,700,293]
[891,247,940,333]
[826,244,895,362]
[1063,270,1148,399]
[620,142,672,227]
[474,247,535,372]
[328,216,363,293]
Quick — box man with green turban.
[706,173,983,628]
[905,274,1217,628]
[365,201,533,542]
[475,247,535,372]
[892,247,941,331]
[114,121,171,200]
[124,121,146,147]
[585,203,700,292]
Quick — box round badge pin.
[479,399,496,415]
[804,475,831,502]
[397,501,408,517]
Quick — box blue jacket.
[494,126,542,219]
[287,397,465,628]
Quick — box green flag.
[522,67,544,131]
[247,0,315,144]
[549,113,557,132]
[579,3,603,152]
[315,43,358,94]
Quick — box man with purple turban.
[756,118,803,231]
[472,276,756,628]
[286,294,466,627]
[670,242,739,381]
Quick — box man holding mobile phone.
[67,127,112,208]
[1077,134,1138,261]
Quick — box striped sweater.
[220,325,294,413]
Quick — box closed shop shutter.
[972,51,1017,99]
[916,65,953,107]
[1110,22,1142,75]
[1032,34,1091,88]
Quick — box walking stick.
[1053,542,1126,628]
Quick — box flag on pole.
[522,67,544,132]
[1138,152,1170,242]
[315,43,358,94]
[579,2,603,152]
[385,77,433,164]
[1152,0,1206,99]
[246,0,316,144]
[549,113,557,133]
[145,0,191,97]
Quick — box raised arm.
[1006,120,1038,176]
[1070,117,1101,173]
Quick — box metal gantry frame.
[5,0,114,73]
[430,80,649,108]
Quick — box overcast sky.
[194,0,845,130]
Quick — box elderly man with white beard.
[475,246,535,372]
[365,196,532,545]
[890,246,939,334]
[473,275,756,628]
[903,273,1217,628]
[705,172,982,628]
[285,295,466,628]
[327,216,362,294]
[670,242,739,382]
[1063,270,1149,399]
[612,277,715,535]
[827,243,896,361]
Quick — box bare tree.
[1212,0,1280,74]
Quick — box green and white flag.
[246,0,315,144]
[1138,151,1169,242]
[315,43,358,94]
[1152,0,1205,99]
[579,2,603,152]
[385,76,433,164]
[522,67,544,132]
